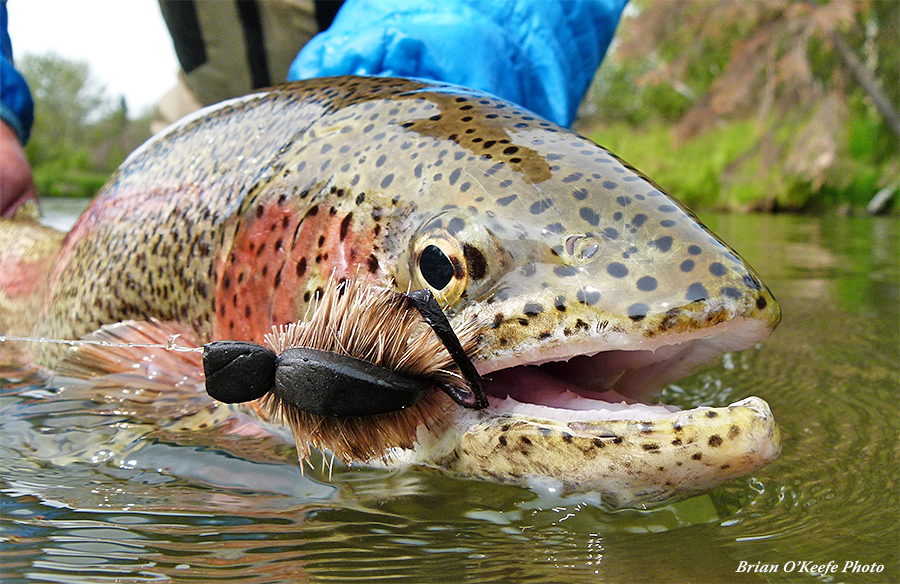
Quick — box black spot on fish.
[607,262,628,278]
[671,438,682,446]
[637,276,658,292]
[497,194,517,206]
[523,302,544,316]
[708,435,723,447]
[554,265,579,277]
[709,262,727,276]
[616,196,631,206]
[686,283,708,303]
[340,213,353,241]
[642,443,660,451]
[650,236,673,252]
[580,207,600,226]
[744,274,762,291]
[296,258,307,278]
[602,180,617,189]
[552,296,567,312]
[680,259,695,272]
[572,187,588,200]
[756,295,768,309]
[688,245,702,255]
[448,217,466,235]
[544,223,564,234]
[692,453,702,460]
[463,243,487,280]
[628,303,649,321]
[722,286,742,298]
[577,287,600,305]
[381,174,394,188]
[530,199,553,214]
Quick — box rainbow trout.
[0,76,781,508]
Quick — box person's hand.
[0,120,37,218]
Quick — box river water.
[1,208,897,584]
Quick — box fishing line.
[0,334,203,353]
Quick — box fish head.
[355,82,784,506]
[381,89,780,401]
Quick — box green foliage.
[590,119,763,211]
[583,0,899,213]
[20,53,152,198]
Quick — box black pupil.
[419,244,455,290]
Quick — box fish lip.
[472,316,775,418]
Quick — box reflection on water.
[1,212,898,583]
[36,197,91,232]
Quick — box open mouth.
[477,317,773,422]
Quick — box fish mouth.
[476,317,773,420]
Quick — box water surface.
[2,208,898,583]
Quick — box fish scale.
[1,76,782,508]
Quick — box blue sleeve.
[1,0,34,144]
[287,0,627,128]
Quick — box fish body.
[2,76,781,507]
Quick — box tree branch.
[832,30,900,137]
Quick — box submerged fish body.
[5,76,781,507]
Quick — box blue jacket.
[1,0,33,144]
[289,0,627,128]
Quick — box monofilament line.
[0,335,203,353]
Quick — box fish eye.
[412,230,467,306]
[419,244,454,290]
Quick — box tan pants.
[152,0,320,133]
